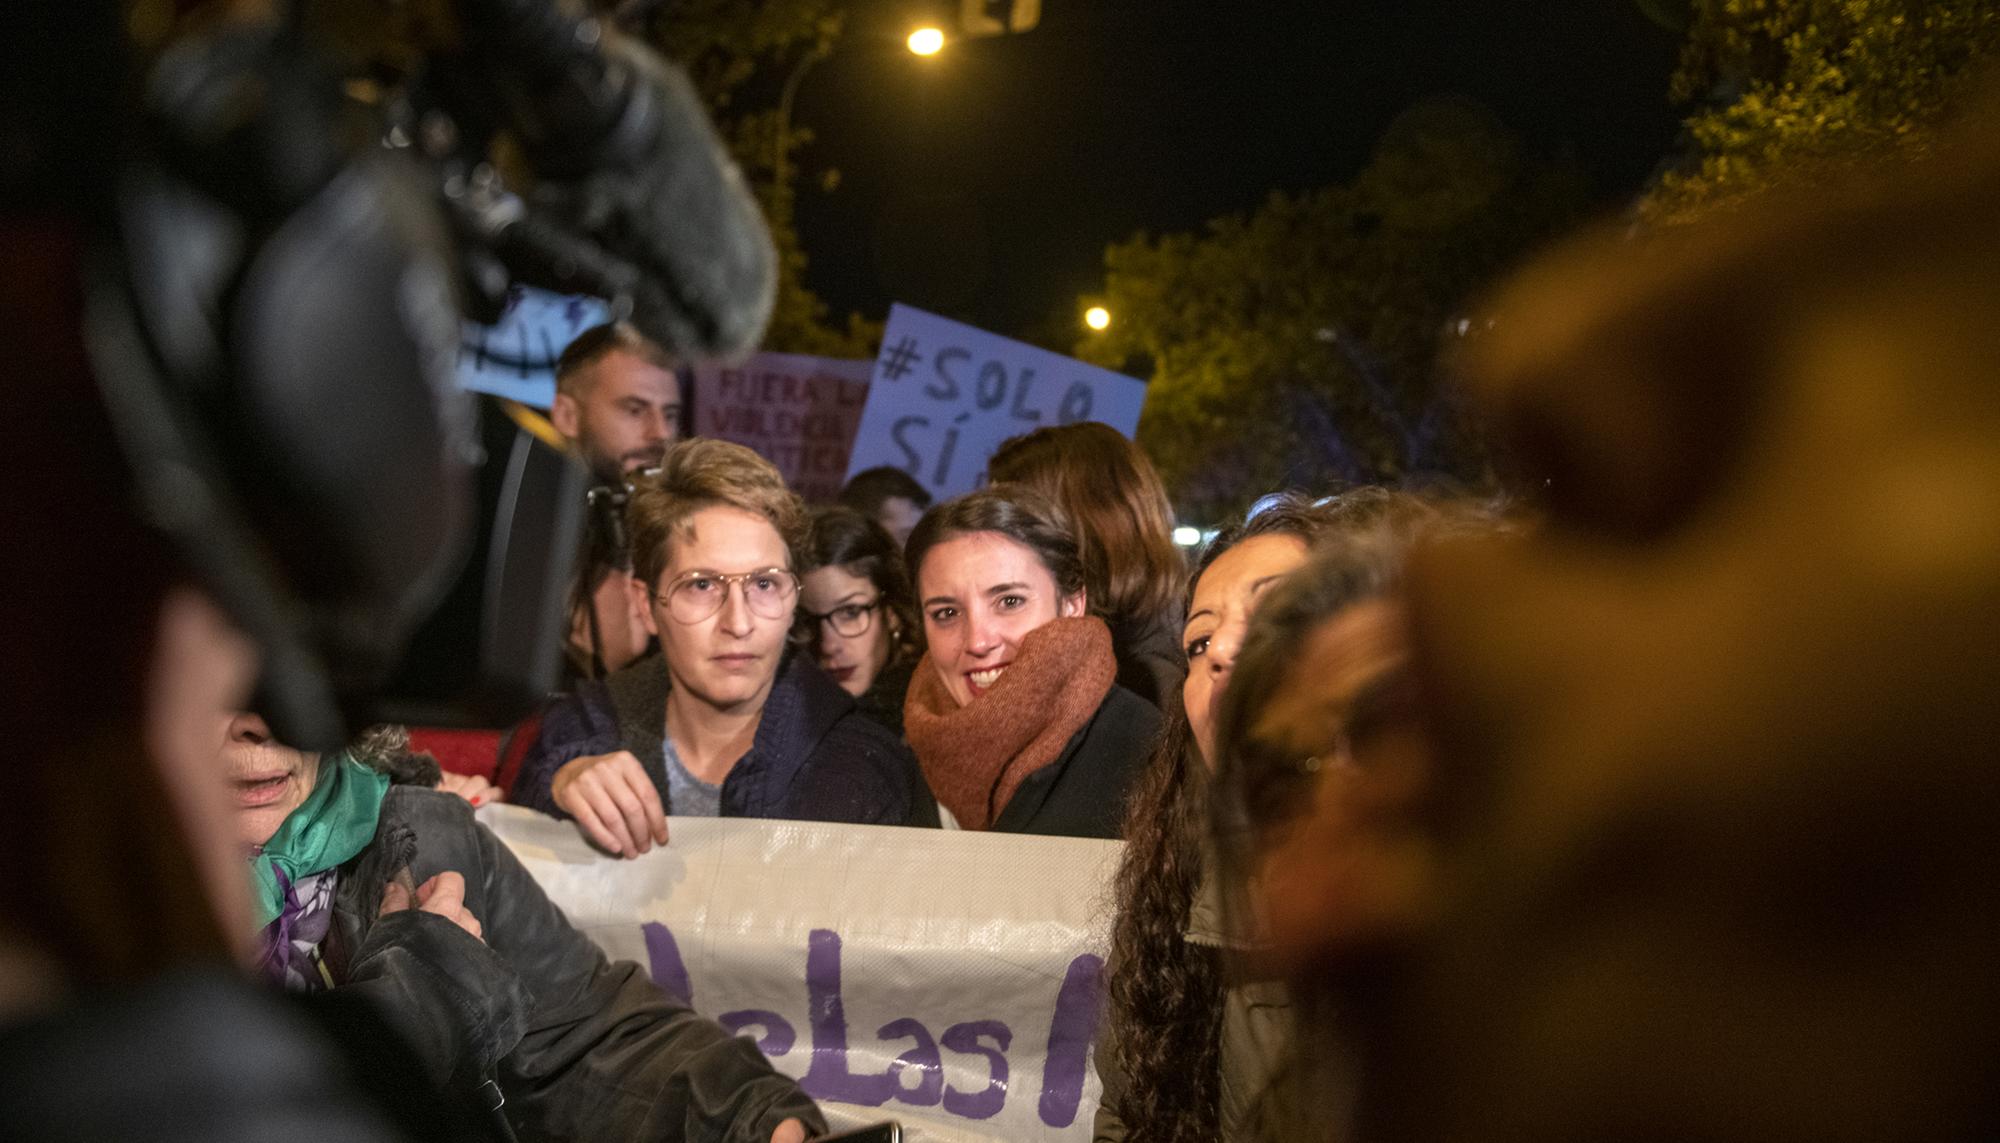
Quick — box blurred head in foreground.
[1247,84,2000,1143]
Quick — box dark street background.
[791,0,1685,343]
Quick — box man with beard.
[552,322,684,679]
[551,322,684,484]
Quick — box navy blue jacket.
[512,652,939,828]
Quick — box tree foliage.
[1078,98,1586,521]
[1645,0,2000,221]
[626,0,880,357]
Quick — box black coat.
[1111,611,1188,723]
[513,652,938,827]
[329,786,826,1142]
[993,684,1160,839]
[0,967,496,1143]
[853,658,915,739]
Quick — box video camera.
[86,0,776,750]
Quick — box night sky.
[792,0,1686,345]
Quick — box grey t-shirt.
[661,734,722,818]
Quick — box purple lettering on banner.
[721,1010,799,1057]
[1037,954,1106,1127]
[941,1020,1013,1121]
[878,1017,944,1107]
[800,930,895,1106]
[642,922,693,1005]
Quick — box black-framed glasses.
[653,568,799,625]
[797,598,883,641]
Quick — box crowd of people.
[75,303,1497,1139]
[12,7,2000,1142]
[356,324,1507,1137]
[470,343,1261,846]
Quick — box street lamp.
[1084,305,1112,331]
[774,29,945,192]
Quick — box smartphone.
[815,1123,901,1143]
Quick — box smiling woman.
[902,485,1160,837]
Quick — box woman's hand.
[550,750,669,858]
[380,871,484,943]
[768,1119,807,1143]
[437,771,500,808]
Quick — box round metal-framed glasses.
[654,568,799,625]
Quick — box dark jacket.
[1111,610,1188,723]
[853,658,915,739]
[992,684,1159,838]
[0,967,495,1143]
[330,785,825,1142]
[1091,870,1297,1142]
[513,651,938,827]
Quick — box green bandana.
[248,750,390,930]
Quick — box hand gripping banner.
[480,806,1122,1141]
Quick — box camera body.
[90,2,772,748]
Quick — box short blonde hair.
[627,438,807,589]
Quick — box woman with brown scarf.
[902,485,1161,837]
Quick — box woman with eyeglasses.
[512,440,938,857]
[797,506,922,737]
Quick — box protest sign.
[844,305,1148,500]
[457,287,609,407]
[692,352,873,502]
[479,806,1121,1143]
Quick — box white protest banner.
[478,806,1120,1143]
[844,305,1148,500]
[457,287,609,407]
[692,352,873,502]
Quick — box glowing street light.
[908,27,946,56]
[1084,305,1112,331]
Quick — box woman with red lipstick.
[903,485,1161,838]
[513,440,937,852]
[797,506,922,737]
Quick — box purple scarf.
[255,866,340,992]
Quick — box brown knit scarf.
[904,616,1117,830]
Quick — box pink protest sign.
[691,352,873,502]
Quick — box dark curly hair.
[1102,487,1452,1140]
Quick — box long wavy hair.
[1211,496,1505,1140]
[1104,490,1435,1140]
